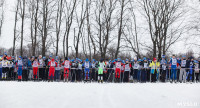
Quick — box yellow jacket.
[149,61,160,74]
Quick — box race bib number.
[85,62,89,68]
[172,59,177,65]
[51,62,56,67]
[65,61,70,68]
[116,62,121,68]
[33,61,38,67]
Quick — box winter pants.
[124,71,129,82]
[85,68,90,79]
[141,69,147,82]
[171,68,177,81]
[55,70,60,81]
[91,68,96,81]
[71,69,76,82]
[160,69,166,82]
[76,69,81,81]
[33,67,38,79]
[49,67,55,80]
[151,71,157,82]
[22,69,29,81]
[195,73,199,82]
[18,67,23,80]
[39,68,45,80]
[115,68,121,78]
[137,70,141,82]
[133,69,138,80]
[0,68,2,80]
[64,68,70,79]
[179,68,187,82]
[2,67,9,79]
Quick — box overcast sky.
[0,0,200,57]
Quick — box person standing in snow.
[16,56,23,81]
[160,55,167,82]
[91,59,96,81]
[22,56,29,81]
[83,58,91,81]
[133,58,139,82]
[149,58,160,82]
[48,58,57,81]
[141,57,148,83]
[98,59,105,83]
[0,57,3,80]
[55,56,61,81]
[170,55,178,83]
[194,60,199,82]
[62,57,71,82]
[179,55,187,83]
[32,57,39,81]
[38,55,45,81]
[114,58,123,82]
[124,59,131,82]
[2,57,9,80]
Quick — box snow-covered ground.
[0,82,199,108]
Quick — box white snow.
[0,82,200,108]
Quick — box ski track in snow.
[0,82,200,108]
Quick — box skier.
[16,56,23,81]
[137,59,143,82]
[179,55,187,83]
[149,58,160,82]
[194,60,199,82]
[76,59,83,82]
[160,55,167,82]
[32,57,39,81]
[98,59,105,83]
[0,57,2,80]
[91,59,96,81]
[133,58,139,82]
[62,57,71,82]
[186,57,195,83]
[22,56,29,81]
[114,58,122,82]
[71,59,77,82]
[124,59,131,82]
[48,58,57,81]
[170,55,178,83]
[55,56,61,81]
[141,57,148,83]
[83,58,91,81]
[38,55,45,80]
[2,57,9,80]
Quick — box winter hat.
[55,56,59,60]
[162,55,165,58]
[117,58,121,61]
[92,59,96,62]
[4,52,7,55]
[86,58,89,62]
[52,58,55,61]
[182,55,186,58]
[43,57,46,59]
[138,59,142,62]
[153,58,157,61]
[143,57,147,60]
[126,59,129,61]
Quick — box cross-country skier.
[194,60,199,82]
[83,58,91,81]
[91,59,96,81]
[32,57,39,81]
[149,58,160,82]
[141,57,148,83]
[0,57,2,80]
[2,57,9,80]
[160,55,167,82]
[124,59,131,82]
[98,58,105,83]
[16,56,23,81]
[170,55,178,83]
[55,56,61,81]
[48,58,57,81]
[179,55,187,83]
[22,56,29,81]
[186,57,195,83]
[114,58,123,82]
[62,57,71,82]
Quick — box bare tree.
[55,0,63,56]
[0,0,5,37]
[12,0,20,56]
[63,0,77,57]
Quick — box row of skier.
[0,53,200,83]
